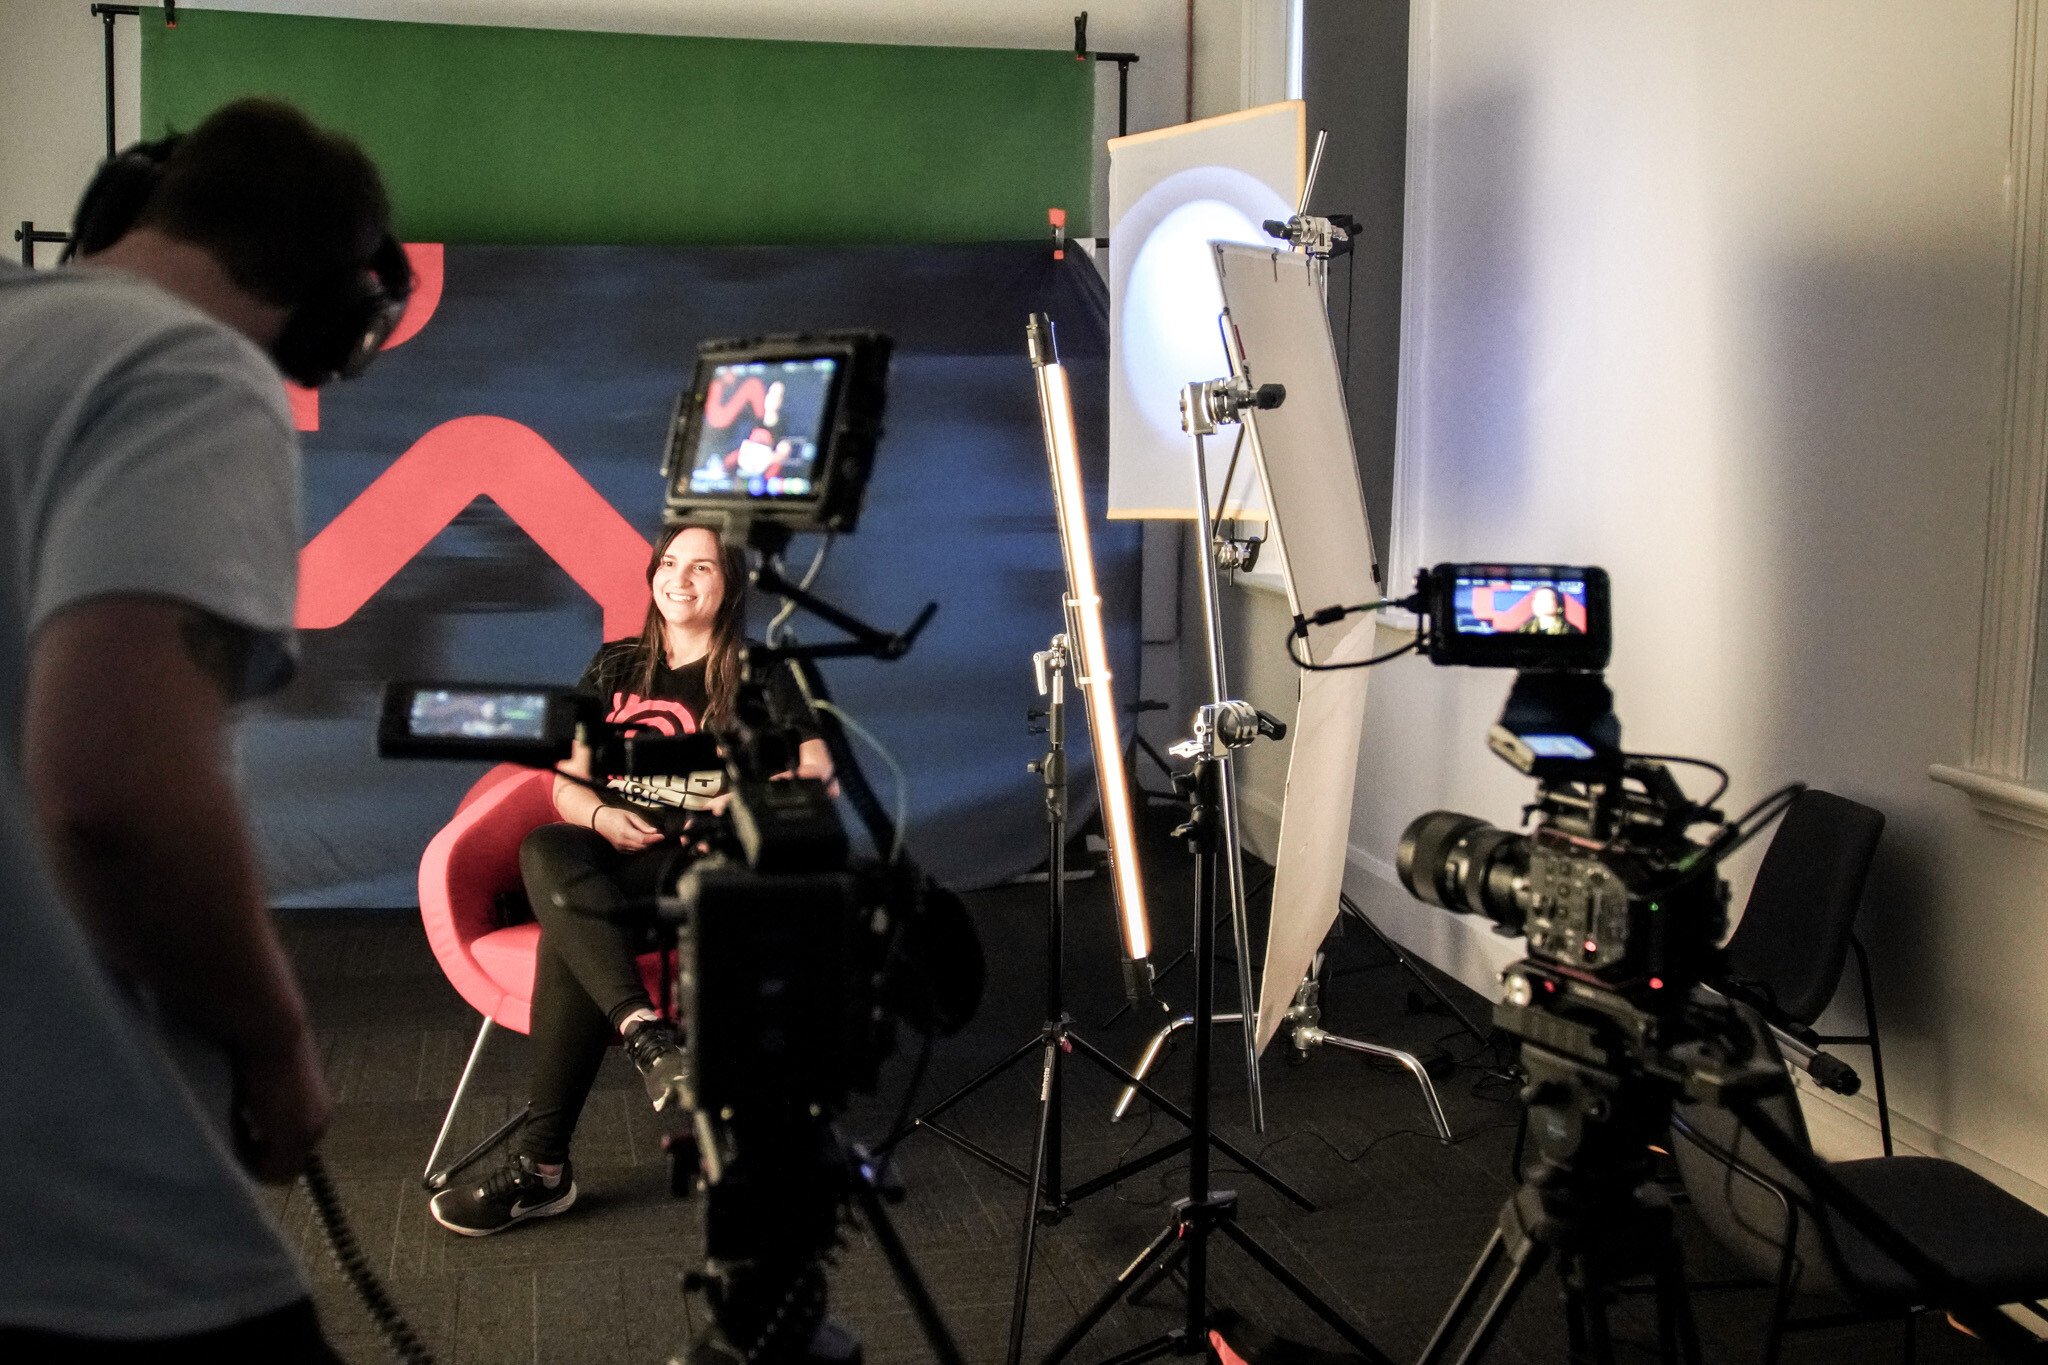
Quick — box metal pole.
[101,9,117,157]
[1186,427,1267,1131]
[1041,640,1066,1201]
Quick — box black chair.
[1721,788,1893,1153]
[1670,1002,2048,1363]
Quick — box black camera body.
[1396,565,1726,1014]
[1398,739,1727,1012]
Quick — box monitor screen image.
[685,356,840,503]
[1451,574,1591,638]
[408,688,551,740]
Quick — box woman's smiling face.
[651,526,725,633]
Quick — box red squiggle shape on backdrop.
[296,415,652,638]
[286,243,448,433]
[703,373,768,429]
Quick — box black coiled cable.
[300,1153,436,1364]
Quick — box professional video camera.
[1393,564,1732,1016]
[381,332,980,1365]
[1366,564,1779,1359]
[1353,566,2048,1363]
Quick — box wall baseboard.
[1794,1068,2048,1215]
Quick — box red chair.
[417,763,669,1189]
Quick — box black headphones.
[63,135,413,388]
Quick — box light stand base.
[1108,994,1454,1142]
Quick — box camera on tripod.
[379,331,979,1365]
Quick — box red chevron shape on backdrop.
[285,243,448,432]
[296,414,652,638]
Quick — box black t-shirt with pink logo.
[576,640,815,826]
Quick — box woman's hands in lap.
[593,805,666,852]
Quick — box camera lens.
[1396,811,1526,928]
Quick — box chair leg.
[1763,1208,1802,1365]
[1850,937,1895,1157]
[422,1016,514,1191]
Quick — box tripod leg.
[1421,1229,1550,1365]
[1042,1222,1180,1365]
[1341,893,1490,1047]
[1214,1218,1393,1363]
[1419,1230,1506,1365]
[1563,1289,1591,1362]
[1128,1239,1189,1307]
[851,1174,967,1365]
[1007,1041,1061,1365]
[1579,1289,1619,1365]
[876,1031,1042,1153]
[1651,1231,1704,1365]
[1070,1033,1316,1210]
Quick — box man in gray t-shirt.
[0,99,406,1355]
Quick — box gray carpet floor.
[266,825,2004,1365]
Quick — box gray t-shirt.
[0,260,309,1336]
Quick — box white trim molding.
[1937,0,2048,838]
[1929,762,2048,838]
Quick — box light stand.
[1108,892,1491,1140]
[1177,382,1285,1132]
[874,634,1316,1365]
[1042,753,1391,1365]
[1039,386,1391,1365]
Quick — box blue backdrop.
[246,243,1132,906]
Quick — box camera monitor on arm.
[1416,564,1616,780]
[661,331,892,552]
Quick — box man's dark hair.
[139,97,392,309]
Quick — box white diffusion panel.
[1212,244,1380,1053]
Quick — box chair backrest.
[1722,788,1884,1026]
[1669,1001,1850,1301]
[418,764,559,1024]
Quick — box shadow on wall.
[1728,242,2006,1142]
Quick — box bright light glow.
[1117,168,1294,448]
[1037,360,1153,966]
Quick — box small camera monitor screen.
[1519,733,1597,760]
[1451,572,1592,640]
[1425,563,1611,670]
[377,681,586,766]
[408,688,551,741]
[684,356,841,503]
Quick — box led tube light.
[1028,314,1155,996]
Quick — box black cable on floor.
[301,1153,436,1364]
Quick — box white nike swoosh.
[509,1193,562,1216]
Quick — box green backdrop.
[138,8,1093,245]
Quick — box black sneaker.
[625,1017,689,1112]
[429,1152,576,1237]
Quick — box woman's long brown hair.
[629,523,749,731]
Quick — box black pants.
[0,1297,340,1362]
[516,821,681,1163]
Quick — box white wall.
[1218,0,2048,1203]
[0,0,1293,257]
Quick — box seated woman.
[431,523,832,1236]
